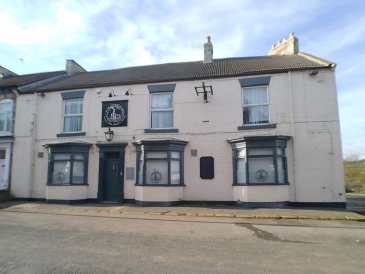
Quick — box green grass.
[344,160,365,193]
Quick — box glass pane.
[51,161,71,184]
[171,160,180,184]
[72,161,84,184]
[249,148,273,156]
[151,111,173,128]
[248,157,275,184]
[171,151,180,159]
[64,116,82,132]
[243,106,269,124]
[277,157,285,183]
[0,102,11,111]
[243,87,268,105]
[0,113,5,131]
[0,150,5,159]
[151,94,172,109]
[6,112,11,132]
[74,153,84,160]
[146,152,167,158]
[54,153,71,160]
[145,160,168,184]
[237,158,246,184]
[65,100,83,114]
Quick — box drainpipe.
[28,94,37,199]
[288,71,298,202]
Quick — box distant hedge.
[344,160,365,193]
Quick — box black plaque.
[101,100,128,127]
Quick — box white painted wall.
[135,185,184,202]
[11,69,345,204]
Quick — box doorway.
[96,143,127,204]
[103,153,120,202]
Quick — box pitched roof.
[33,53,335,92]
[0,71,65,88]
[0,66,17,77]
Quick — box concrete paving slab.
[1,201,365,221]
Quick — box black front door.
[96,143,128,204]
[104,159,120,202]
[101,151,124,203]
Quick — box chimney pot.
[290,32,294,38]
[204,36,213,64]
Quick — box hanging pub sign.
[101,100,128,127]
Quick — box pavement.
[1,193,365,221]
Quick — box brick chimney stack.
[268,33,299,56]
[66,60,87,76]
[204,36,213,63]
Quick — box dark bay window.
[228,136,290,185]
[45,142,92,185]
[133,139,188,186]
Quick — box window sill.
[0,135,14,140]
[47,184,89,186]
[57,132,86,137]
[135,184,185,187]
[144,128,179,133]
[237,124,276,130]
[232,183,289,186]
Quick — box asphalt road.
[0,210,365,274]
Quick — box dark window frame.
[133,139,188,186]
[45,143,92,186]
[228,136,290,185]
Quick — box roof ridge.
[298,52,336,67]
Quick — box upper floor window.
[147,84,176,130]
[63,99,83,132]
[242,86,269,125]
[60,91,85,134]
[151,93,173,128]
[239,76,271,126]
[0,99,13,133]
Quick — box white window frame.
[0,99,13,134]
[242,85,269,125]
[150,92,174,129]
[62,98,83,133]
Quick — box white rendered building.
[10,34,346,207]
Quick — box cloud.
[1,0,364,158]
